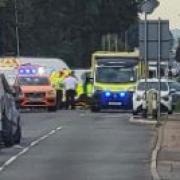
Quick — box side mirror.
[170,88,176,94]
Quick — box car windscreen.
[169,82,180,91]
[137,82,168,91]
[96,67,136,83]
[19,76,50,86]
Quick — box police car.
[14,65,57,111]
[133,79,173,115]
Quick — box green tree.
[0,0,8,7]
[0,0,143,67]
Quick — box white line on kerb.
[0,126,63,173]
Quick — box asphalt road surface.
[0,110,154,180]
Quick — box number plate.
[108,102,122,106]
[29,98,43,102]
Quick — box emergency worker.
[63,71,78,110]
[50,71,64,109]
[50,71,59,86]
[83,74,93,104]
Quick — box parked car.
[167,80,180,108]
[133,79,173,115]
[0,74,21,147]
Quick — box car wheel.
[13,120,21,144]
[172,105,176,111]
[90,106,100,112]
[2,114,14,147]
[48,106,57,112]
[152,109,157,119]
[132,110,138,115]
[142,109,148,118]
[168,110,173,115]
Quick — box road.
[0,110,154,180]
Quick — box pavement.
[157,114,180,180]
[0,110,154,180]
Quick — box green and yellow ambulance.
[90,51,141,112]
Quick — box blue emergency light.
[119,92,126,97]
[105,91,111,97]
[32,69,37,74]
[19,68,38,75]
[104,91,127,99]
[18,64,46,75]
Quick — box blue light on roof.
[19,68,38,75]
[32,69,37,74]
[26,69,30,74]
[19,69,24,74]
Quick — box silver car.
[0,74,21,147]
[168,80,180,108]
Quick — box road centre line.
[0,126,63,173]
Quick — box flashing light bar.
[18,67,45,75]
[104,91,127,98]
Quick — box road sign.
[0,57,20,68]
[141,0,159,14]
[139,20,171,61]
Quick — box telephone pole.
[14,0,20,56]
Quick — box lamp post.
[140,0,159,118]
[14,0,20,57]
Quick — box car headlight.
[136,95,142,101]
[47,90,56,97]
[128,86,136,92]
[162,96,169,101]
[94,86,104,91]
[19,92,24,99]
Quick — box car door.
[0,76,5,132]
[169,81,180,105]
[1,74,19,134]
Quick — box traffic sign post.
[139,19,171,121]
[140,0,160,119]
[140,0,159,14]
[139,20,171,61]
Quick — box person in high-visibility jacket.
[50,71,59,86]
[50,71,64,109]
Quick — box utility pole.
[144,12,148,117]
[157,18,161,123]
[14,0,20,57]
[140,0,160,118]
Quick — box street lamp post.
[14,0,20,57]
[140,0,159,118]
[144,11,148,118]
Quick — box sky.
[143,0,180,29]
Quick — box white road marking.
[0,126,63,173]
[104,115,128,118]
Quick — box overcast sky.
[141,0,180,29]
